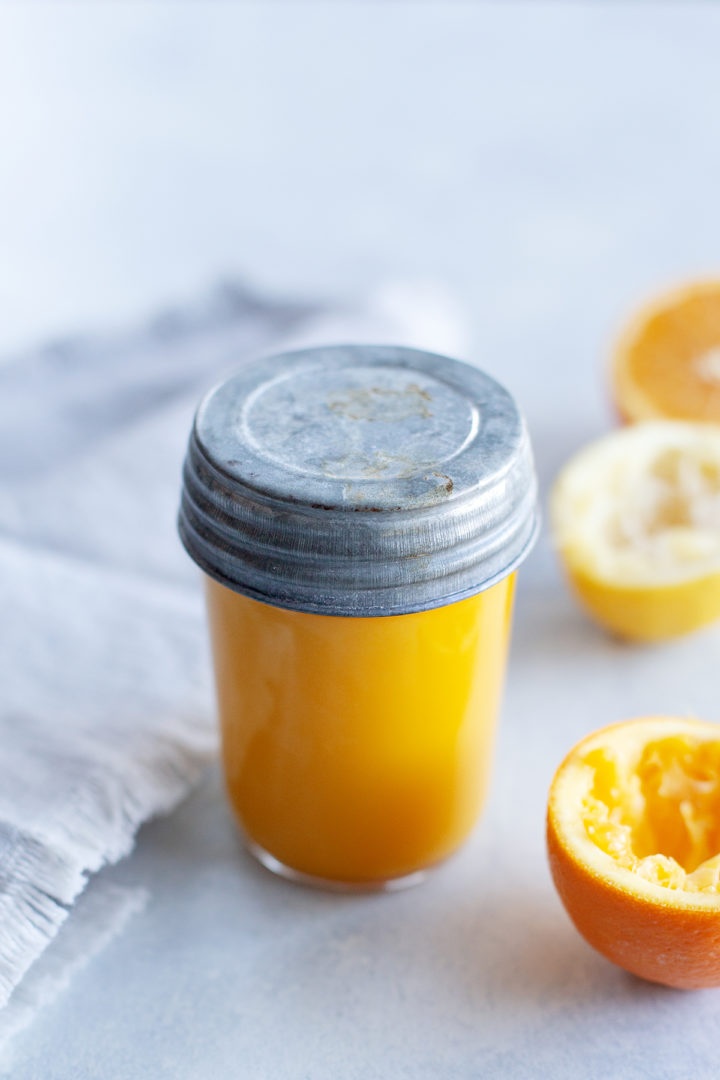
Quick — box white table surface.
[3,4,720,1077]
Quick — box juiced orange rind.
[547,716,720,988]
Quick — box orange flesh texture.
[622,289,720,422]
[582,737,720,886]
[205,574,515,884]
[548,720,720,988]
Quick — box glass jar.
[179,345,537,889]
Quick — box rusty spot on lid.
[326,383,433,422]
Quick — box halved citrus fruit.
[551,420,720,640]
[547,717,720,988]
[614,280,720,423]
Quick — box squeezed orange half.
[613,280,720,424]
[548,717,720,988]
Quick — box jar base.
[245,837,431,893]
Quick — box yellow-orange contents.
[204,575,516,885]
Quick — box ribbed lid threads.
[178,345,539,616]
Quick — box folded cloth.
[0,278,465,1047]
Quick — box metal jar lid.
[178,344,538,616]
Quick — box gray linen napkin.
[0,278,465,1049]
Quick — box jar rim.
[178,344,539,616]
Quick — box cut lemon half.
[547,717,720,988]
[614,280,720,423]
[551,421,720,640]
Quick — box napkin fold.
[0,278,465,1049]
[0,538,213,1012]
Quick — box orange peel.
[547,717,720,989]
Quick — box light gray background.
[3,4,720,1078]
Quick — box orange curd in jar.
[179,345,537,889]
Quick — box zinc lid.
[178,344,538,616]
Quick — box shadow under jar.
[179,345,538,890]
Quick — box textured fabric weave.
[0,278,464,1046]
